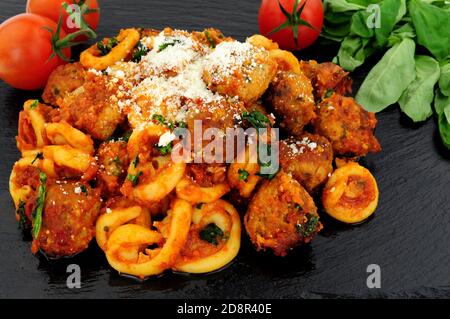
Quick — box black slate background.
[1,0,449,299]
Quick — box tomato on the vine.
[26,0,100,41]
[0,13,72,90]
[259,0,324,51]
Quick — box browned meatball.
[36,181,101,257]
[59,72,125,141]
[313,94,381,157]
[300,60,352,100]
[245,172,322,256]
[280,133,333,193]
[97,140,130,197]
[265,71,316,136]
[42,63,86,106]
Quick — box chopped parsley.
[97,37,119,56]
[199,223,224,246]
[29,100,39,109]
[132,156,139,168]
[32,172,47,239]
[325,89,334,99]
[80,185,88,196]
[31,152,43,165]
[158,39,181,52]
[131,41,149,62]
[204,30,216,48]
[241,110,271,129]
[296,214,320,238]
[256,143,279,180]
[238,169,249,182]
[155,141,173,155]
[127,171,143,186]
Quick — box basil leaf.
[435,91,450,149]
[399,55,440,122]
[439,61,450,96]
[350,10,374,38]
[374,0,407,47]
[387,23,416,46]
[409,0,450,61]
[334,35,375,71]
[356,38,416,112]
[325,0,367,12]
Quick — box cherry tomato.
[26,0,100,41]
[0,13,71,90]
[259,0,324,51]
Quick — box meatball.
[300,60,352,100]
[59,72,125,140]
[244,172,322,256]
[203,41,277,103]
[313,94,381,157]
[279,133,333,193]
[36,181,101,257]
[97,140,130,197]
[265,71,316,136]
[42,63,86,106]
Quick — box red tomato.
[26,0,100,41]
[0,13,71,90]
[259,0,324,51]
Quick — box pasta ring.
[17,100,47,152]
[174,199,241,274]
[176,177,230,204]
[45,121,94,154]
[42,145,94,176]
[95,206,144,251]
[80,28,140,70]
[246,34,279,50]
[269,49,301,74]
[105,198,192,278]
[322,162,379,224]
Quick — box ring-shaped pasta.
[322,162,379,224]
[95,206,144,251]
[17,100,47,152]
[246,34,279,50]
[105,198,192,278]
[127,124,168,159]
[42,145,94,176]
[45,121,94,154]
[269,49,301,74]
[176,177,230,204]
[173,199,241,274]
[80,28,140,70]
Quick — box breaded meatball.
[97,140,130,197]
[280,133,333,193]
[245,172,322,256]
[59,72,126,141]
[313,94,381,157]
[203,41,277,103]
[265,71,316,136]
[300,60,352,100]
[42,63,86,106]
[35,181,101,257]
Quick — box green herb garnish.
[127,171,143,186]
[238,169,249,182]
[17,200,29,231]
[131,41,149,62]
[241,110,271,129]
[204,30,216,48]
[97,37,119,56]
[80,185,88,196]
[32,172,47,239]
[158,39,181,52]
[132,156,139,168]
[199,223,224,246]
[29,100,39,109]
[296,213,319,238]
[154,141,173,155]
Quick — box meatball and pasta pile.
[9,28,381,279]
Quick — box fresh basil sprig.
[32,172,47,239]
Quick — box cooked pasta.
[9,27,381,279]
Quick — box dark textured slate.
[0,0,449,299]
